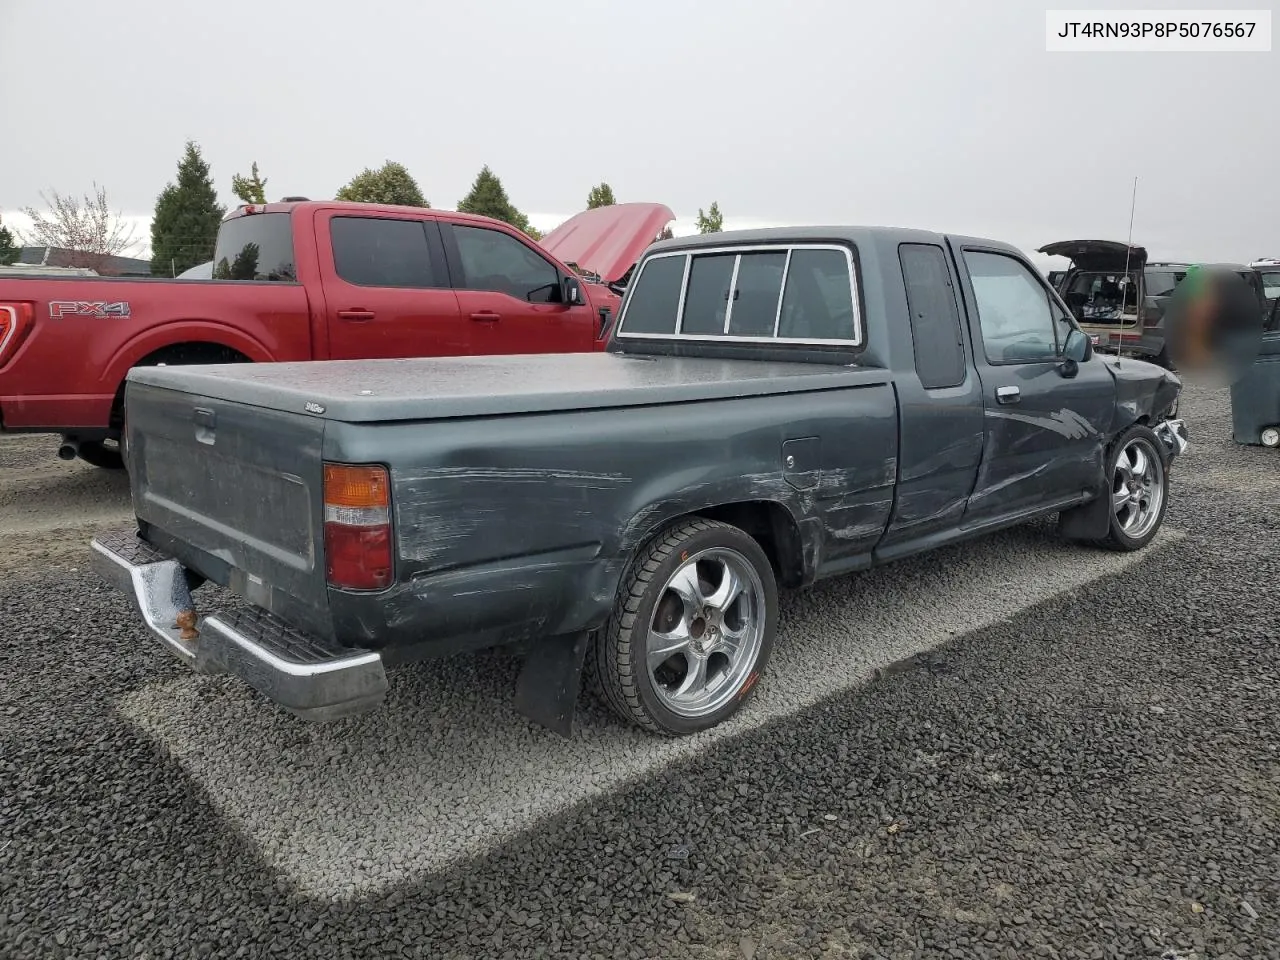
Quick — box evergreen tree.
[696,201,724,234]
[0,218,18,265]
[231,161,268,204]
[458,165,540,239]
[587,182,616,209]
[335,161,428,207]
[150,141,226,276]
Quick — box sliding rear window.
[616,243,861,345]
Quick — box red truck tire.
[80,342,251,470]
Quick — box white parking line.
[117,523,1182,900]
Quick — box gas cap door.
[782,437,821,491]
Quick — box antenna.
[1116,176,1138,366]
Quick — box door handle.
[995,385,1021,404]
[337,309,375,322]
[469,311,501,322]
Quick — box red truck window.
[213,212,296,282]
[331,217,443,289]
[453,226,561,304]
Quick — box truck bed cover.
[126,353,885,423]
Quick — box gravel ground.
[1,384,1278,960]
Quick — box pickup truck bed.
[123,351,885,420]
[94,224,1187,737]
[118,351,898,662]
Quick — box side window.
[899,243,966,389]
[454,225,560,303]
[330,217,437,288]
[777,249,856,340]
[622,255,685,334]
[963,250,1059,362]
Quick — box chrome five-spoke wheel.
[1111,435,1164,541]
[646,547,766,719]
[595,517,778,735]
[1092,424,1170,551]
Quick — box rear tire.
[77,439,125,470]
[594,517,778,736]
[1091,424,1170,552]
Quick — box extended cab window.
[454,225,561,303]
[617,244,861,344]
[899,243,965,388]
[331,217,438,288]
[212,212,296,281]
[964,251,1059,362]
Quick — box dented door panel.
[966,359,1114,522]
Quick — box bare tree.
[19,183,137,272]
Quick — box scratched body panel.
[321,379,898,653]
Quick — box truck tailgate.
[126,380,331,636]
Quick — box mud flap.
[512,631,591,738]
[1057,494,1111,541]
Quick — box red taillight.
[323,463,392,590]
[0,303,35,367]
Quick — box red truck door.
[439,220,600,354]
[314,210,468,359]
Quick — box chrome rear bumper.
[90,528,387,720]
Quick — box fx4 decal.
[48,300,132,320]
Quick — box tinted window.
[1145,270,1181,298]
[622,256,685,334]
[728,252,786,336]
[777,249,856,340]
[964,251,1058,362]
[454,225,560,303]
[899,244,965,388]
[212,212,295,281]
[330,217,437,288]
[681,254,735,335]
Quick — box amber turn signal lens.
[323,463,390,510]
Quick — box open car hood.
[539,202,676,284]
[1038,239,1148,273]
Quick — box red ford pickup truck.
[0,199,674,468]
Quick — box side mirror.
[1063,327,1092,363]
[563,276,584,306]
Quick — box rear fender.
[102,321,275,393]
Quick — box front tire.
[1093,424,1170,551]
[594,517,778,736]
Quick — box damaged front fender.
[1104,355,1183,433]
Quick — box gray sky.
[2,0,1276,266]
